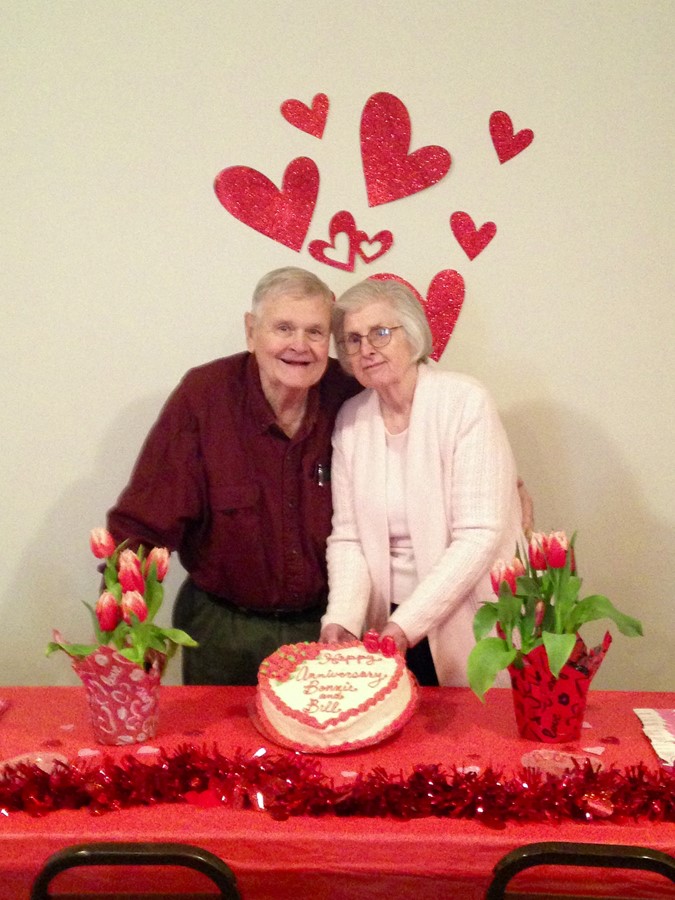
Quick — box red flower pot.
[73,646,162,745]
[509,633,612,742]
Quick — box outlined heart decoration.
[489,111,534,164]
[369,270,465,361]
[360,92,452,207]
[214,157,319,251]
[308,210,393,271]
[280,93,329,138]
[450,211,497,260]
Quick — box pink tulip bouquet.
[47,528,197,671]
[467,531,643,700]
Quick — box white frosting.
[259,645,414,750]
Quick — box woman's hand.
[379,622,409,655]
[320,624,357,644]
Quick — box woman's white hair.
[332,278,433,372]
[251,266,334,312]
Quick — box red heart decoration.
[309,211,394,271]
[280,93,329,139]
[450,211,497,260]
[369,270,464,361]
[357,229,393,264]
[489,111,534,164]
[360,92,452,207]
[213,157,319,251]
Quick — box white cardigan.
[324,363,523,686]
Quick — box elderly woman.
[320,278,524,686]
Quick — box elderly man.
[108,267,357,684]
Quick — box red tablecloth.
[1,685,674,899]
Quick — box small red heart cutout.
[357,229,393,264]
[280,93,329,139]
[361,92,452,207]
[214,157,319,251]
[450,211,497,260]
[369,270,464,361]
[309,211,359,271]
[309,211,393,271]
[489,111,534,164]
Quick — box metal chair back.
[486,841,675,899]
[30,841,241,899]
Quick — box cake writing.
[318,651,381,667]
[294,663,389,690]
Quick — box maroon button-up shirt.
[107,353,358,611]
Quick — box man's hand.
[320,624,357,644]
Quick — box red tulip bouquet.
[46,529,197,744]
[47,528,197,671]
[468,531,643,702]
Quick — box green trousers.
[172,579,324,685]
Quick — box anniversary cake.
[255,635,418,753]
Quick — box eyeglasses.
[339,325,403,355]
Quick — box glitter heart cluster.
[214,92,534,359]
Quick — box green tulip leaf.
[568,595,643,636]
[467,638,517,701]
[45,640,98,659]
[497,592,521,644]
[472,602,499,641]
[159,627,199,647]
[145,578,163,619]
[542,631,577,677]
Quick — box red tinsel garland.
[1,744,674,825]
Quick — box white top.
[385,428,417,606]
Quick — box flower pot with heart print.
[47,528,197,745]
[467,531,642,743]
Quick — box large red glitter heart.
[308,210,393,271]
[450,211,497,260]
[360,92,452,207]
[370,270,464,360]
[280,93,329,139]
[489,111,534,164]
[214,157,319,251]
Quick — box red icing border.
[259,641,404,727]
[255,641,419,753]
[254,676,419,754]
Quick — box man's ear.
[244,312,256,351]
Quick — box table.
[1,686,674,899]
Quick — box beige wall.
[2,1,673,689]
